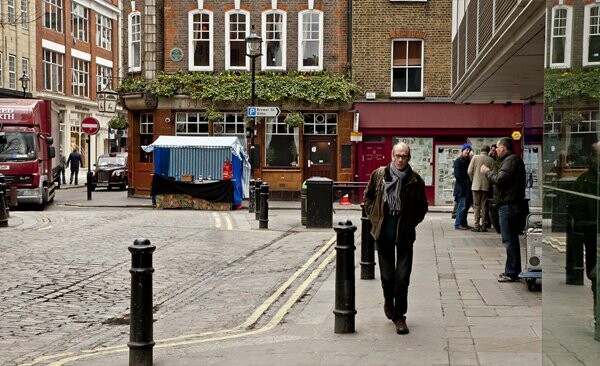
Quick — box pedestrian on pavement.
[363,141,428,335]
[59,148,67,184]
[480,137,526,282]
[467,145,494,232]
[567,141,599,321]
[453,143,472,230]
[67,147,83,185]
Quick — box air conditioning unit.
[525,227,542,271]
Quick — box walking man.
[468,145,494,232]
[481,137,526,282]
[363,142,428,334]
[59,148,67,185]
[67,147,83,185]
[454,144,472,230]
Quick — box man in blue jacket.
[454,144,472,230]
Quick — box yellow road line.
[29,234,339,366]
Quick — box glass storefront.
[543,100,600,363]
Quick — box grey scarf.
[383,163,407,215]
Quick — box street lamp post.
[245,26,262,178]
[19,71,29,98]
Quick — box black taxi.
[90,153,128,191]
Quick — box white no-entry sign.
[81,117,100,135]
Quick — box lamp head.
[245,25,262,57]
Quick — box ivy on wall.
[117,71,361,104]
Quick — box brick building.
[352,0,542,205]
[122,0,357,199]
[0,0,122,167]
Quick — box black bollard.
[86,171,93,201]
[259,182,269,229]
[333,220,357,334]
[248,178,255,213]
[128,238,156,366]
[360,204,375,280]
[0,174,8,227]
[254,178,262,220]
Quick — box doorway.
[303,136,336,180]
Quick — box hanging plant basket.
[284,112,303,128]
[108,115,128,130]
[205,108,222,123]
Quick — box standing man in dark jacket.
[568,142,599,320]
[454,144,472,230]
[363,142,428,335]
[67,147,83,185]
[481,137,526,282]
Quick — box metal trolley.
[519,213,543,291]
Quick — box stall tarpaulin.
[143,136,251,205]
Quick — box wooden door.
[303,136,336,180]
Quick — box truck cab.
[0,99,58,209]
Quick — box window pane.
[408,41,422,66]
[302,41,319,66]
[392,68,407,92]
[393,41,407,66]
[552,38,566,64]
[407,68,421,92]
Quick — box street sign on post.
[247,106,281,118]
[81,117,100,135]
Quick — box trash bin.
[306,177,333,228]
[301,180,307,226]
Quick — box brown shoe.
[394,320,409,334]
[384,300,394,320]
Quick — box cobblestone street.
[1,192,355,366]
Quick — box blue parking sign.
[247,107,257,117]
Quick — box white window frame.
[217,112,246,143]
[128,11,142,72]
[8,0,16,24]
[96,13,112,50]
[550,6,572,69]
[140,113,153,135]
[225,9,250,71]
[96,65,112,92]
[303,113,338,135]
[22,58,29,79]
[21,0,28,29]
[188,10,213,71]
[262,10,287,71]
[71,57,89,98]
[175,112,209,136]
[390,39,424,97]
[265,115,299,168]
[43,0,63,32]
[583,4,600,67]
[71,2,89,42]
[43,48,64,93]
[297,9,324,71]
[8,55,16,90]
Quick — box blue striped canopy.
[146,136,250,199]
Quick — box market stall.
[144,136,250,210]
